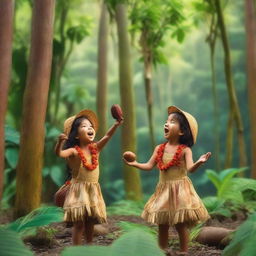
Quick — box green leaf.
[222,213,256,256]
[0,228,33,256]
[5,147,19,169]
[205,169,221,192]
[111,230,164,256]
[117,221,156,235]
[7,207,64,233]
[5,125,20,145]
[50,165,65,186]
[218,168,245,197]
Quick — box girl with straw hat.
[55,108,122,245]
[123,106,211,254]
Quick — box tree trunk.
[0,0,14,201]
[215,0,247,168]
[244,0,256,178]
[208,15,221,171]
[97,2,109,139]
[15,0,55,217]
[115,3,142,200]
[144,57,155,150]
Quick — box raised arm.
[55,133,77,158]
[123,145,159,171]
[96,120,122,151]
[184,147,211,173]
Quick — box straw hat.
[167,106,198,144]
[64,109,99,136]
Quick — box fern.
[117,221,157,236]
[6,206,64,234]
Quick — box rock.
[94,224,109,236]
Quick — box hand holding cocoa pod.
[123,151,136,162]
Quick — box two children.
[56,106,211,253]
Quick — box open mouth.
[164,128,169,134]
[87,131,94,137]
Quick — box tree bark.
[0,0,14,201]
[215,0,247,168]
[97,2,109,139]
[208,14,221,171]
[115,3,142,200]
[15,0,55,217]
[244,0,256,178]
[144,57,155,150]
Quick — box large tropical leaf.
[0,228,33,256]
[111,230,164,256]
[61,229,164,256]
[222,213,256,256]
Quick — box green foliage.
[107,200,144,216]
[222,213,256,256]
[67,24,90,43]
[117,221,157,235]
[204,168,256,216]
[203,196,232,217]
[62,229,164,256]
[5,207,63,234]
[0,228,33,256]
[205,167,246,198]
[129,0,186,66]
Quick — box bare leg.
[175,223,189,253]
[158,224,169,249]
[72,221,84,245]
[84,219,94,244]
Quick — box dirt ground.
[22,213,244,256]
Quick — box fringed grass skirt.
[63,181,107,223]
[142,176,210,227]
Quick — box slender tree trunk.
[115,3,142,200]
[245,0,256,178]
[215,0,247,168]
[144,57,155,150]
[97,2,109,139]
[208,15,221,171]
[15,0,55,217]
[0,0,14,201]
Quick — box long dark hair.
[63,116,87,180]
[171,112,194,147]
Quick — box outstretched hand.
[198,152,211,164]
[123,157,137,167]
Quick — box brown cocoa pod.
[123,151,136,162]
[111,104,123,121]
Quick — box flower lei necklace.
[75,144,98,171]
[156,142,187,171]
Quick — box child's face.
[164,113,183,140]
[77,118,95,143]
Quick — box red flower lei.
[75,144,98,171]
[156,142,187,171]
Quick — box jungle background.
[1,0,256,255]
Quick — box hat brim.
[167,106,198,144]
[64,109,98,136]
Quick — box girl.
[55,109,122,245]
[123,106,211,254]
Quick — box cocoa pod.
[111,104,123,121]
[123,151,136,162]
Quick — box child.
[123,106,211,254]
[55,109,122,245]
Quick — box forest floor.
[16,213,245,256]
